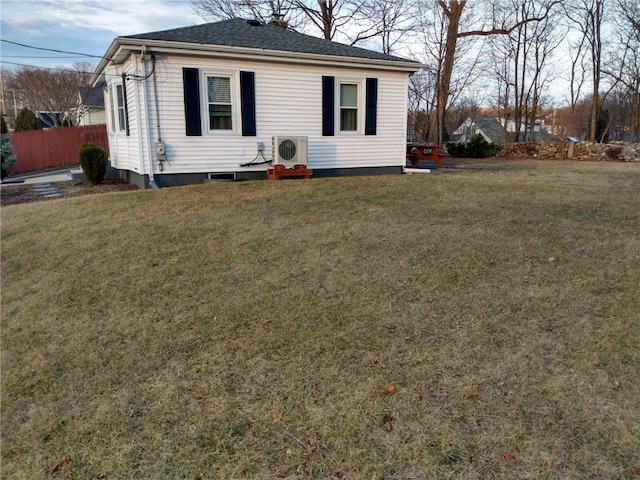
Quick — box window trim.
[107,85,116,133]
[336,77,364,135]
[108,82,126,134]
[201,69,240,135]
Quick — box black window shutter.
[322,76,335,136]
[121,73,130,136]
[365,77,378,135]
[182,68,202,136]
[240,71,256,136]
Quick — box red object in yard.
[267,164,312,180]
[406,144,450,169]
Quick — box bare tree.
[352,0,417,54]
[6,63,94,128]
[489,0,563,142]
[193,0,419,50]
[192,0,292,24]
[193,0,365,41]
[602,0,640,142]
[564,0,606,142]
[424,0,562,144]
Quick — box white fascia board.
[91,39,127,87]
[97,38,425,77]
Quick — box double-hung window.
[109,83,126,133]
[183,68,256,136]
[339,83,359,132]
[322,76,377,136]
[206,75,233,131]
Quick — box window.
[206,76,232,130]
[109,83,126,133]
[339,83,358,131]
[108,85,116,132]
[116,84,126,132]
[183,68,256,137]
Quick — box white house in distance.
[91,17,422,188]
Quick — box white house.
[91,18,422,188]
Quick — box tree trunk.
[429,0,466,144]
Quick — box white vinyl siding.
[105,54,411,175]
[103,57,147,174]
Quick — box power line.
[0,60,94,73]
[1,55,92,59]
[1,38,110,60]
[0,59,151,81]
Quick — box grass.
[1,160,639,479]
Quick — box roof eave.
[94,37,424,80]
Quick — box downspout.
[133,53,145,179]
[152,55,164,172]
[141,46,159,189]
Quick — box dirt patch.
[1,178,138,206]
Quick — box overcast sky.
[1,0,204,72]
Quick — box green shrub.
[446,134,497,158]
[14,108,40,132]
[78,143,108,185]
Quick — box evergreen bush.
[446,134,497,158]
[1,135,17,179]
[14,108,40,132]
[78,143,108,185]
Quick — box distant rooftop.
[79,87,104,108]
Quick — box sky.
[0,0,205,72]
[0,0,577,105]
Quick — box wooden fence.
[7,125,109,175]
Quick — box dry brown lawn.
[1,160,639,479]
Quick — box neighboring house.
[451,116,547,144]
[76,87,106,126]
[91,18,422,188]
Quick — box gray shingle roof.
[79,87,105,108]
[123,18,418,64]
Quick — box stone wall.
[496,142,640,162]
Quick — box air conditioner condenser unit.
[272,136,308,168]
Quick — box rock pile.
[496,141,640,162]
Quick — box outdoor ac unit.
[272,136,308,168]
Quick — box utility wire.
[0,61,120,82]
[1,38,111,60]
[0,60,95,72]
[1,55,92,59]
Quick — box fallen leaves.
[378,384,396,395]
[503,452,515,462]
[52,458,72,473]
[195,472,205,480]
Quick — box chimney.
[268,12,288,28]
